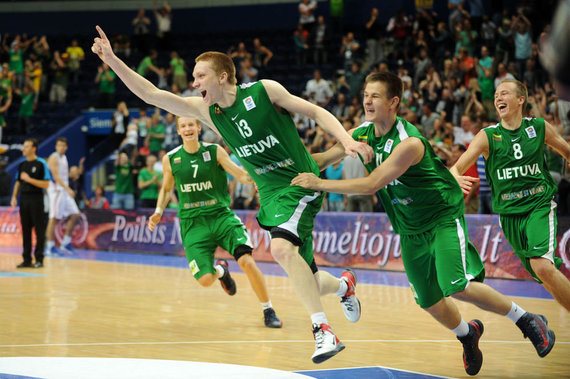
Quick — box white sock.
[451,319,470,337]
[63,235,71,245]
[47,241,54,249]
[261,301,273,310]
[506,302,526,322]
[335,278,348,297]
[215,265,225,278]
[310,312,328,326]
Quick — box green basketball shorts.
[400,215,485,308]
[499,199,563,283]
[179,207,252,279]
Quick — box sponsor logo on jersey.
[173,157,182,164]
[525,126,537,138]
[254,158,295,175]
[179,181,213,192]
[492,134,502,141]
[214,105,222,114]
[496,163,541,180]
[202,151,211,162]
[243,96,256,111]
[391,195,411,205]
[384,139,394,153]
[189,260,200,275]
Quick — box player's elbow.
[361,180,380,195]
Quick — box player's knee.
[197,273,216,287]
[237,253,255,271]
[530,258,555,281]
[270,239,296,262]
[450,288,469,301]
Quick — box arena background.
[1,1,569,378]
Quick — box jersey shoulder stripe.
[239,81,258,89]
[483,123,499,130]
[167,145,183,156]
[355,121,373,130]
[396,120,409,140]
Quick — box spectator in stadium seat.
[112,151,135,210]
[182,79,201,97]
[252,38,273,71]
[298,0,317,32]
[341,155,373,213]
[31,36,50,98]
[331,93,350,123]
[95,63,116,108]
[163,112,179,151]
[15,83,35,134]
[420,101,440,137]
[87,185,110,209]
[494,62,515,89]
[48,51,69,104]
[111,101,130,150]
[138,154,162,209]
[239,57,258,85]
[324,160,344,212]
[137,50,164,84]
[65,39,85,84]
[340,32,360,71]
[169,51,188,91]
[147,112,165,155]
[364,8,383,69]
[310,15,330,66]
[228,42,251,79]
[132,8,151,54]
[24,59,42,104]
[339,61,366,102]
[293,23,310,66]
[305,69,333,108]
[153,0,172,51]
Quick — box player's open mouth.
[201,90,207,99]
[497,104,507,112]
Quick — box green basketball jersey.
[167,143,230,218]
[352,117,464,234]
[483,117,557,215]
[208,81,319,204]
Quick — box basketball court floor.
[0,248,568,378]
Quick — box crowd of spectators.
[2,1,570,215]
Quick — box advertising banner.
[2,207,569,281]
[82,110,114,135]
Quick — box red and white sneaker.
[311,323,345,364]
[340,269,361,322]
[216,259,236,296]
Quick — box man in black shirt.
[10,138,51,268]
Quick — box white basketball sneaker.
[311,323,345,363]
[340,269,361,322]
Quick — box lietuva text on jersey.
[234,134,280,158]
[179,181,213,192]
[496,163,541,180]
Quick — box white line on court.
[1,339,568,348]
